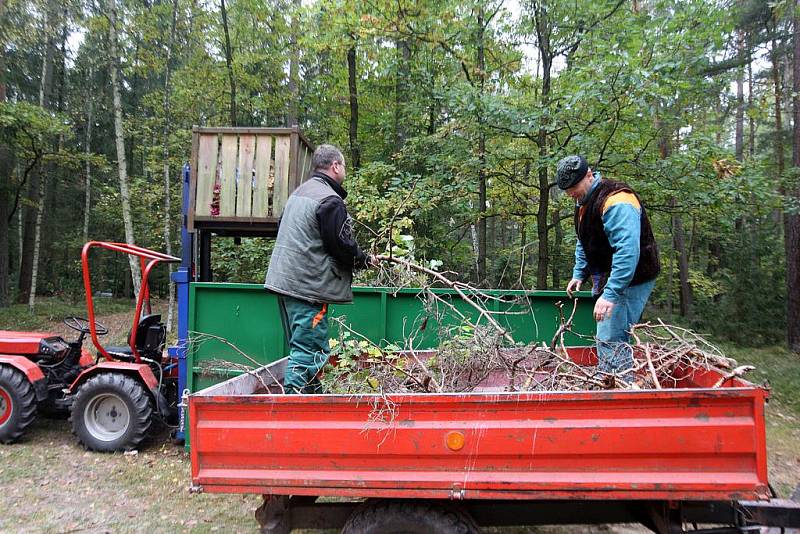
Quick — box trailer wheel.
[70,373,152,452]
[0,366,37,444]
[341,499,479,534]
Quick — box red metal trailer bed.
[188,348,797,533]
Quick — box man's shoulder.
[602,191,641,214]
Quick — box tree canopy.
[1,0,798,349]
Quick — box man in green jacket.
[265,144,375,394]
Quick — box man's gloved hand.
[566,278,582,297]
[594,296,615,322]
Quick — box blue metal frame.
[169,163,193,441]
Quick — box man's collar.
[313,171,347,199]
[578,172,602,206]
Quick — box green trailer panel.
[187,283,596,395]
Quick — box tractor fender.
[69,361,159,397]
[0,355,48,401]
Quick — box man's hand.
[368,254,380,268]
[566,278,582,297]
[594,296,615,322]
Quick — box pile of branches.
[628,321,752,389]
[319,317,755,397]
[187,249,757,402]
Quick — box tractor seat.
[104,345,134,360]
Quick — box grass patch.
[719,343,800,417]
[0,297,134,332]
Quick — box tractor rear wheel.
[0,366,37,444]
[70,373,152,452]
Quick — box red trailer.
[188,348,799,533]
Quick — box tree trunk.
[394,38,410,151]
[18,5,55,304]
[0,167,9,307]
[286,0,300,126]
[27,178,46,311]
[347,37,360,171]
[30,13,68,311]
[772,32,785,226]
[534,1,553,289]
[672,207,692,317]
[657,111,691,316]
[162,0,178,332]
[220,0,237,126]
[83,65,93,243]
[109,0,142,298]
[535,58,552,289]
[0,0,11,307]
[748,52,755,159]
[551,208,562,289]
[427,48,436,135]
[786,0,800,351]
[476,7,487,283]
[17,190,21,275]
[735,30,745,162]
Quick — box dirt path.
[0,418,257,533]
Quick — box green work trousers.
[277,295,330,394]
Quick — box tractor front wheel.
[0,366,37,443]
[70,373,152,452]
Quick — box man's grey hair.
[312,144,344,171]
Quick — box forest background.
[2,0,800,352]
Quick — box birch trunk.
[83,65,93,243]
[108,0,142,298]
[162,0,178,332]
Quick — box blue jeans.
[595,279,655,377]
[277,295,330,394]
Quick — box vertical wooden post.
[289,127,299,192]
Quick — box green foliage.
[211,238,274,283]
[1,0,797,347]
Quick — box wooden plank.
[194,216,279,223]
[195,134,219,217]
[297,131,315,153]
[288,131,299,193]
[252,135,272,218]
[219,134,238,217]
[273,135,291,217]
[297,144,307,184]
[188,131,201,230]
[236,135,256,217]
[194,127,295,135]
[304,146,313,182]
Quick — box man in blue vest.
[557,155,660,380]
[265,144,376,393]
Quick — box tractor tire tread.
[0,365,38,444]
[70,373,153,452]
[341,499,479,534]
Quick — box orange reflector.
[446,431,465,451]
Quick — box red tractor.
[0,242,180,451]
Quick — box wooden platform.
[188,127,314,235]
